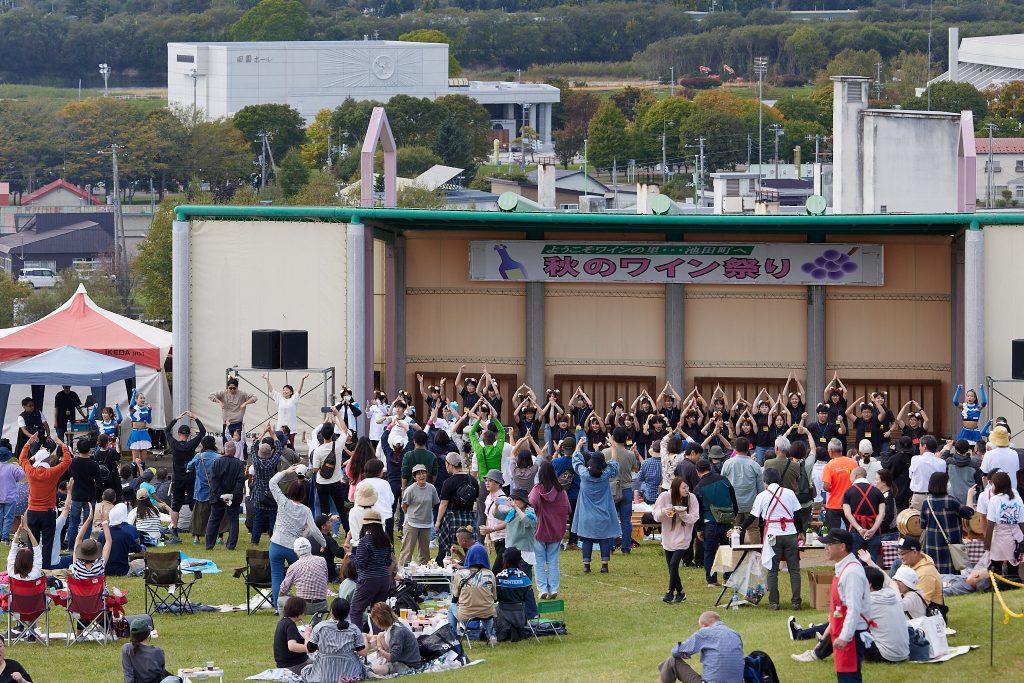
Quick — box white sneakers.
[791,649,819,663]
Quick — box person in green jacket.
[469,398,505,481]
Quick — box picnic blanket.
[179,553,221,574]
[911,645,978,663]
[245,659,484,682]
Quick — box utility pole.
[747,134,752,168]
[99,63,111,96]
[926,0,934,110]
[692,154,699,208]
[698,136,705,204]
[257,131,269,191]
[807,134,821,165]
[769,123,784,179]
[327,132,333,168]
[612,159,618,207]
[583,138,589,200]
[986,122,997,208]
[874,62,883,100]
[670,66,675,97]
[754,57,768,176]
[662,123,668,184]
[108,144,127,294]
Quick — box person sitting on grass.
[71,504,113,579]
[129,489,164,546]
[121,616,181,683]
[300,598,367,683]
[0,638,31,682]
[279,537,329,618]
[99,502,143,577]
[658,610,744,683]
[274,596,311,675]
[6,525,42,581]
[368,602,422,676]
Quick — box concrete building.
[489,169,637,210]
[930,27,1024,92]
[832,76,974,214]
[975,137,1024,206]
[167,40,560,149]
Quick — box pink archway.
[360,107,398,208]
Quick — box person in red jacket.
[19,432,72,569]
[528,461,570,599]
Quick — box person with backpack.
[658,610,744,683]
[435,453,479,565]
[529,460,570,600]
[693,459,738,588]
[550,436,580,550]
[310,414,350,521]
[841,467,886,564]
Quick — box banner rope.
[989,571,1024,624]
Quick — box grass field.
[8,535,1022,682]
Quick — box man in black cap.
[314,513,344,582]
[164,410,206,540]
[894,535,943,607]
[819,528,871,683]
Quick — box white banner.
[469,241,883,285]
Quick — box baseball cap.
[411,464,428,474]
[445,452,463,467]
[817,528,854,548]
[178,424,191,434]
[897,536,922,552]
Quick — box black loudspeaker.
[252,329,281,369]
[1013,339,1024,380]
[280,330,308,370]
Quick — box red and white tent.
[0,284,172,441]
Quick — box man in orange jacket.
[19,431,72,568]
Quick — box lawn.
[9,535,1022,682]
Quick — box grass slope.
[9,537,1022,682]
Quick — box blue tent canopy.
[0,345,136,418]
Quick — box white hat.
[293,537,312,556]
[109,503,128,527]
[31,448,51,466]
[858,439,873,455]
[893,565,919,590]
[388,427,408,449]
[295,464,308,477]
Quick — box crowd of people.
[3,369,1021,683]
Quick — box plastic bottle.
[730,528,741,547]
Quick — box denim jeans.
[65,500,93,551]
[250,507,277,544]
[615,495,633,552]
[534,540,561,595]
[754,446,770,465]
[851,531,881,564]
[702,521,730,584]
[581,537,612,564]
[835,631,866,683]
[447,604,495,640]
[269,541,298,608]
[0,501,17,540]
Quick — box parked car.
[18,267,57,288]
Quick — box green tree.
[784,25,829,77]
[562,89,601,130]
[976,116,1023,137]
[677,107,747,173]
[301,109,334,169]
[384,95,443,148]
[610,86,655,121]
[587,100,632,169]
[433,95,491,157]
[777,119,829,164]
[432,117,476,182]
[17,270,124,325]
[290,171,341,206]
[553,124,585,167]
[228,0,309,41]
[0,99,63,195]
[986,81,1024,122]
[396,146,442,177]
[814,48,883,93]
[132,199,173,320]
[126,108,188,199]
[888,52,934,102]
[903,82,988,122]
[775,95,828,128]
[60,98,145,188]
[0,272,32,328]
[330,98,385,156]
[397,184,446,209]
[233,103,306,159]
[277,148,310,197]
[186,118,253,183]
[399,29,461,77]
[636,96,695,160]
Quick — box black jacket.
[166,418,206,477]
[209,455,245,504]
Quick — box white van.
[18,268,57,288]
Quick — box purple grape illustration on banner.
[801,248,859,281]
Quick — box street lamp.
[99,63,110,96]
[769,123,785,179]
[189,67,199,115]
[754,56,768,174]
[583,138,589,200]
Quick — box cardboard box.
[806,569,835,610]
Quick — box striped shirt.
[71,558,105,580]
[134,511,163,544]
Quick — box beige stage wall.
[983,224,1024,420]
[187,220,350,435]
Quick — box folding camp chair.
[7,577,50,646]
[527,599,565,642]
[234,549,273,614]
[66,576,112,645]
[144,551,202,615]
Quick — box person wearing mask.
[205,442,246,551]
[164,411,205,541]
[208,376,256,443]
[721,437,763,545]
[821,439,857,531]
[268,466,327,610]
[653,477,699,604]
[0,441,25,542]
[368,602,422,675]
[570,441,620,575]
[20,432,71,569]
[841,467,886,564]
[121,616,180,683]
[278,537,329,617]
[908,435,946,511]
[529,460,570,600]
[658,610,744,683]
[274,596,311,674]
[693,459,738,588]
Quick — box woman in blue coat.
[570,441,620,574]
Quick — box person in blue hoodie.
[495,547,533,642]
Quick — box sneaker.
[165,536,182,545]
[488,636,497,648]
[791,649,819,663]
[549,592,557,599]
[583,564,591,574]
[787,616,799,641]
[600,563,609,573]
[673,593,686,603]
[791,601,802,611]
[815,629,825,642]
[706,582,721,588]
[539,592,549,600]
[663,592,674,603]
[769,603,780,611]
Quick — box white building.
[832,76,972,214]
[167,40,559,149]
[930,27,1024,91]
[975,138,1024,205]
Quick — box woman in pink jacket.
[652,477,700,603]
[529,461,570,599]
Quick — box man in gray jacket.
[721,437,763,544]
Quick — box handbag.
[926,499,968,572]
[907,626,931,661]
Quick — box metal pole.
[327,132,333,168]
[259,133,267,192]
[754,57,768,175]
[670,66,675,97]
[987,123,996,208]
[926,0,934,110]
[698,136,705,198]
[110,144,126,293]
[583,138,588,200]
[990,579,995,667]
[875,62,882,100]
[747,135,751,167]
[662,121,668,184]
